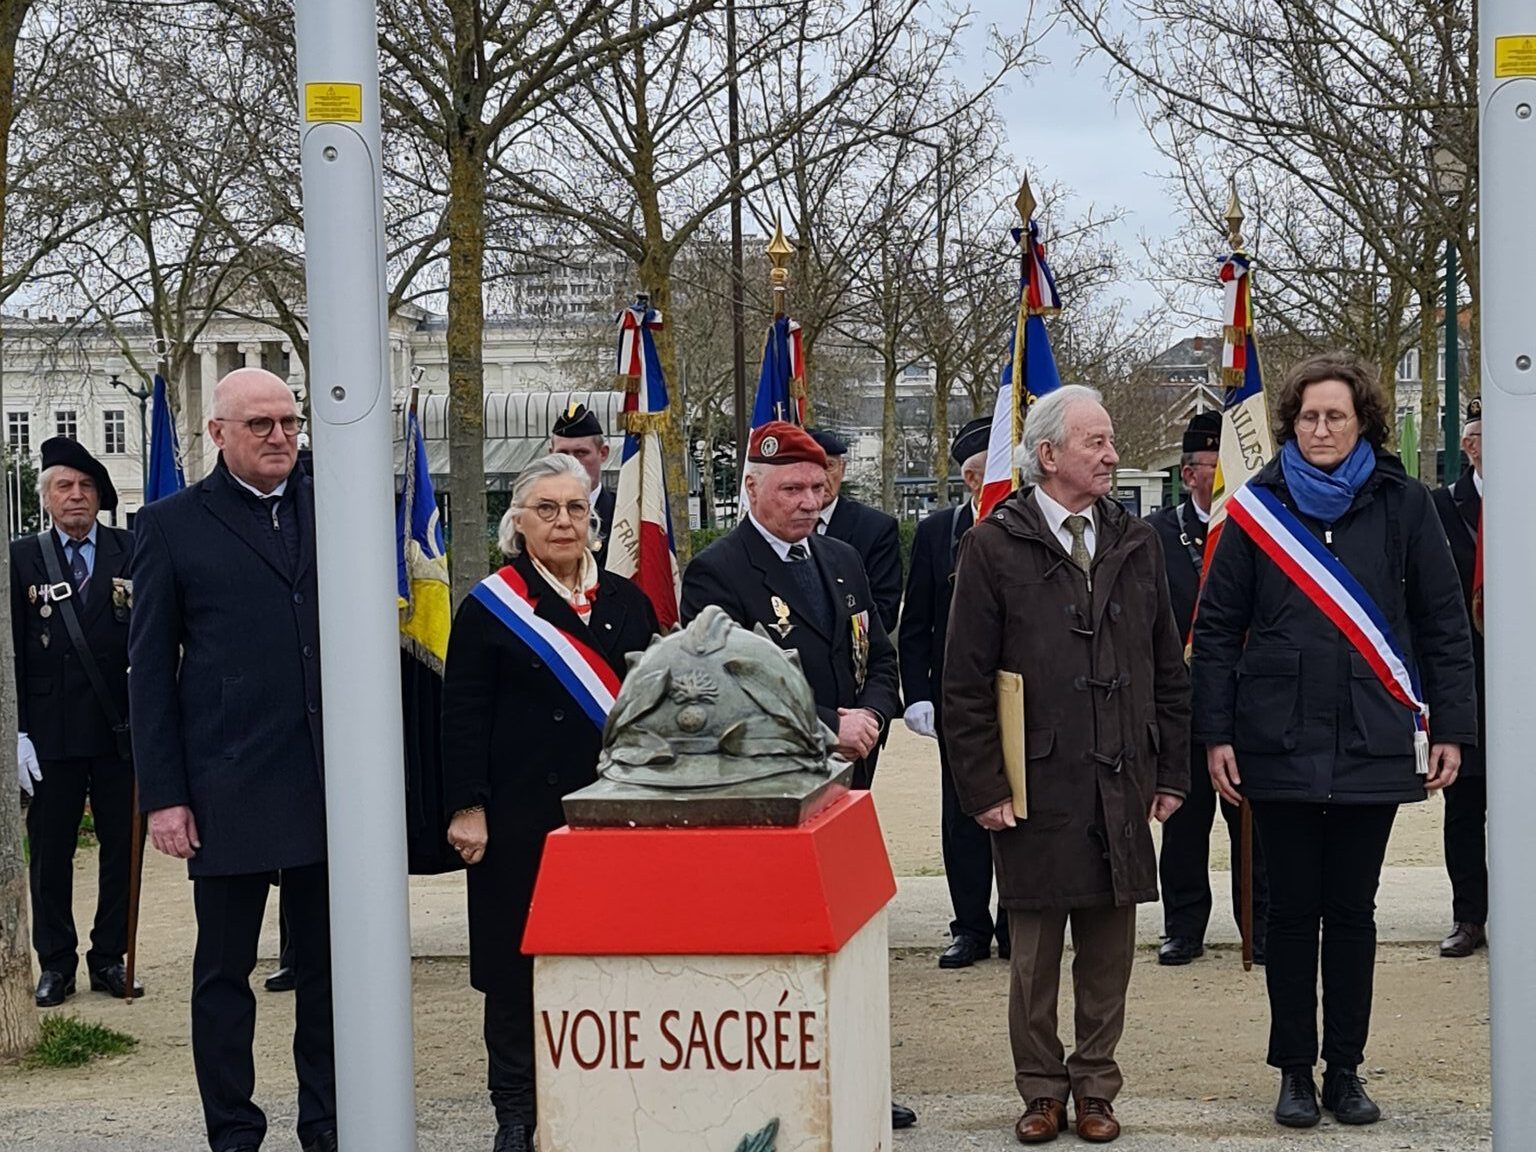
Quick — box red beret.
[748,421,827,468]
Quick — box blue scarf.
[1280,437,1376,523]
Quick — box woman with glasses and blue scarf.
[1191,352,1477,1131]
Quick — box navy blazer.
[897,501,972,710]
[822,496,902,633]
[11,524,134,760]
[130,463,327,877]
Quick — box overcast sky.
[962,3,1202,337]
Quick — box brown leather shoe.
[1014,1098,1067,1143]
[1439,922,1486,958]
[1074,1097,1121,1143]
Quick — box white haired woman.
[441,453,659,1152]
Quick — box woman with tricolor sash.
[1192,353,1476,1131]
[440,454,659,1152]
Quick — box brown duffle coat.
[942,488,1191,911]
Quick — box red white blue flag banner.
[470,566,620,730]
[1226,483,1430,773]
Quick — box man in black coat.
[550,402,616,568]
[1430,397,1487,958]
[898,417,1008,969]
[131,368,336,1152]
[13,437,140,1005]
[807,428,902,632]
[1147,412,1268,966]
[680,419,912,1130]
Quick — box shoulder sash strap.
[37,532,131,757]
[1226,485,1430,774]
[468,565,620,730]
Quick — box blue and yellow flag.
[397,408,449,671]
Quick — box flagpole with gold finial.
[1009,178,1035,487]
[766,216,808,421]
[1223,180,1249,390]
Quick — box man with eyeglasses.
[131,367,338,1152]
[1431,396,1488,959]
[1148,412,1270,969]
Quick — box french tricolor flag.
[608,303,680,630]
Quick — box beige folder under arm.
[995,670,1028,820]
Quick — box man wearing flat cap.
[806,428,901,633]
[1148,410,1268,967]
[550,402,616,568]
[1431,396,1488,959]
[899,416,1010,969]
[680,419,915,1130]
[12,436,141,1005]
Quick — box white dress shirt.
[748,512,801,561]
[816,497,839,535]
[1034,487,1097,561]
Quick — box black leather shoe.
[1157,937,1204,966]
[302,1131,339,1152]
[264,965,296,992]
[891,1102,917,1129]
[1274,1067,1320,1128]
[493,1122,533,1152]
[89,962,144,1000]
[1322,1067,1381,1125]
[35,970,75,1007]
[938,935,989,969]
[1440,922,1486,958]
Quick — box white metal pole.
[294,3,417,1148]
[1480,3,1536,1147]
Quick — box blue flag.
[144,374,184,503]
[397,409,449,668]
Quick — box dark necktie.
[788,543,810,562]
[784,542,833,635]
[67,540,89,604]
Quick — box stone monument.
[524,606,897,1151]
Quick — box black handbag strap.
[38,531,129,746]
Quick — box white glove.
[903,701,937,740]
[17,733,41,796]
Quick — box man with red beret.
[680,420,912,1129]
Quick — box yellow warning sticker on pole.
[1494,36,1536,77]
[304,83,364,123]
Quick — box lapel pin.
[845,594,856,608]
[769,595,794,639]
[40,604,52,619]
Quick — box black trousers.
[1159,745,1269,945]
[485,980,536,1127]
[26,755,137,977]
[938,716,1008,949]
[191,863,335,1151]
[1442,775,1488,925]
[1251,801,1397,1071]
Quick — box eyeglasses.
[216,415,304,438]
[1294,412,1355,434]
[523,499,591,523]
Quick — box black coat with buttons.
[130,461,326,878]
[1191,452,1478,805]
[441,552,658,995]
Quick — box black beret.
[950,417,990,465]
[1182,410,1222,454]
[552,402,603,439]
[1466,396,1482,422]
[806,427,848,457]
[39,436,117,512]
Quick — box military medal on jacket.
[850,609,870,691]
[769,595,794,639]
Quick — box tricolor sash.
[1227,484,1430,775]
[469,566,620,730]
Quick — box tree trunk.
[445,126,488,607]
[0,0,40,1059]
[1417,281,1441,484]
[879,340,898,513]
[932,347,950,505]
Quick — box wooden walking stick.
[124,778,143,1003]
[1240,797,1254,972]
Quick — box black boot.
[493,1122,532,1152]
[1322,1066,1381,1125]
[1274,1066,1320,1128]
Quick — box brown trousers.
[1007,904,1137,1103]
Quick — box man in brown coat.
[943,384,1190,1145]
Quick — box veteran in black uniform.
[13,436,140,1006]
[1148,411,1269,966]
[132,368,337,1152]
[680,419,912,1130]
[1431,397,1487,959]
[897,417,1010,969]
[807,428,902,632]
[549,402,616,568]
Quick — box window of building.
[103,409,127,455]
[55,410,77,440]
[6,411,30,454]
